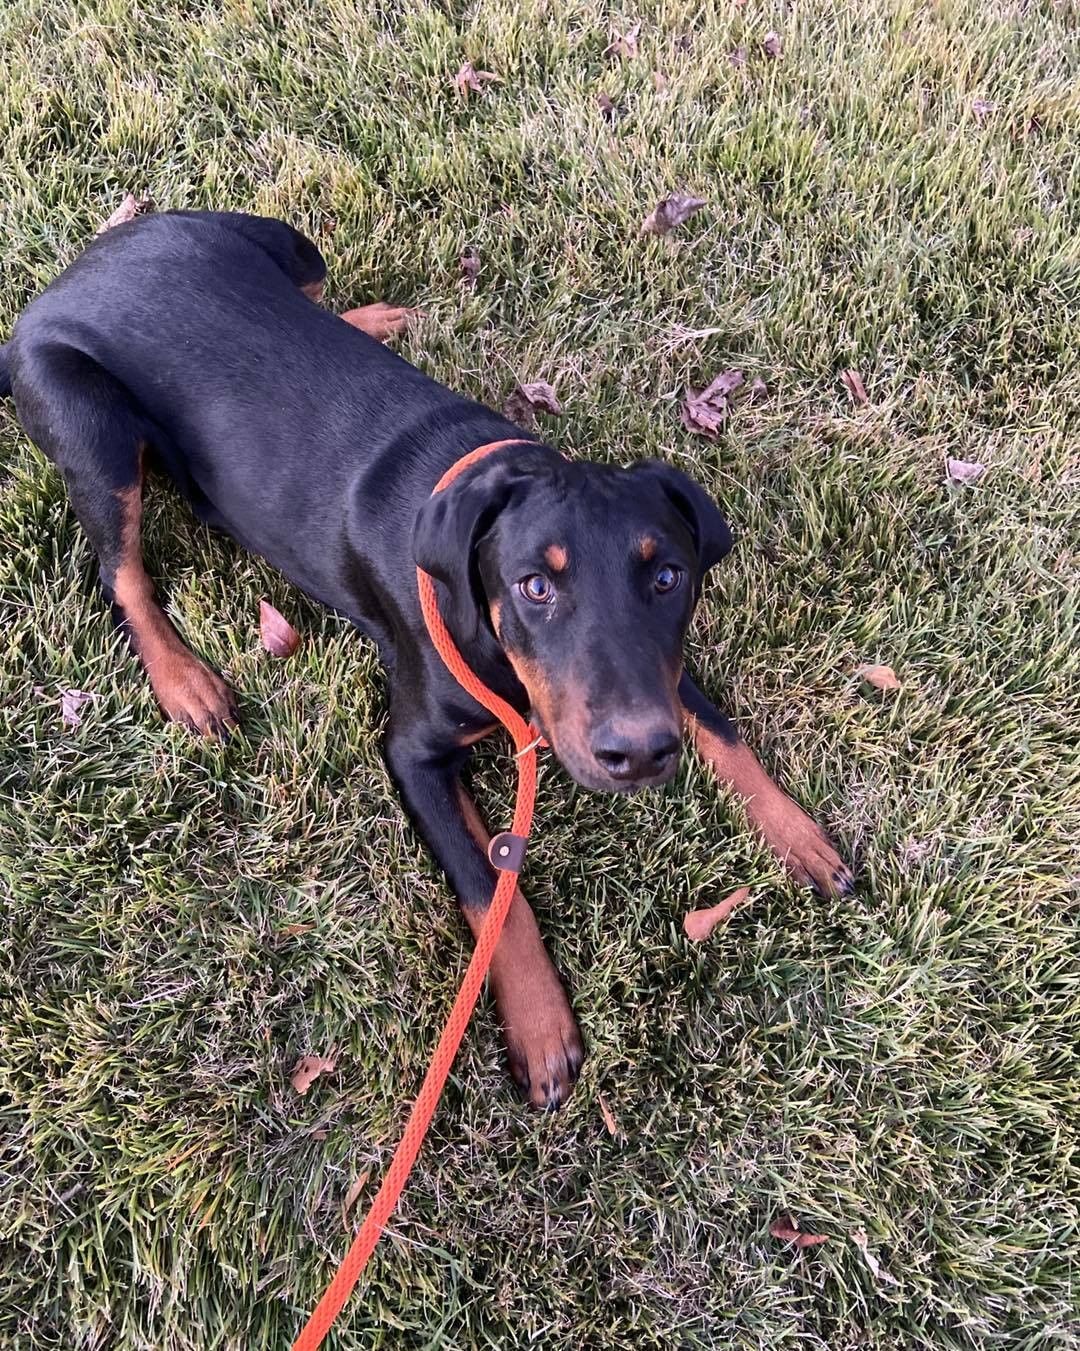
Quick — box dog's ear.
[632,461,733,592]
[413,455,526,644]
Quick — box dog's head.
[413,446,732,792]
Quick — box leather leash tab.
[488,832,527,873]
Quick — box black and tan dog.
[0,211,852,1108]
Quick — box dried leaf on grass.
[857,664,901,691]
[60,689,97,728]
[852,1227,901,1285]
[596,92,616,121]
[290,1054,337,1096]
[97,192,153,234]
[605,22,641,60]
[770,1215,828,1248]
[504,381,563,429]
[946,457,986,484]
[279,922,316,937]
[259,600,300,657]
[763,31,783,59]
[342,1171,371,1225]
[641,191,706,236]
[598,1094,619,1135]
[749,376,769,402]
[459,247,480,285]
[841,369,869,405]
[453,62,500,98]
[681,369,744,437]
[683,887,752,941]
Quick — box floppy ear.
[633,460,733,591]
[412,456,523,644]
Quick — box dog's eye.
[519,575,554,604]
[654,565,682,594]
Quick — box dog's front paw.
[752,792,854,898]
[496,976,584,1111]
[151,654,239,738]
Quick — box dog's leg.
[384,729,583,1109]
[680,674,853,896]
[339,304,420,343]
[15,349,237,735]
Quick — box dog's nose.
[591,723,681,783]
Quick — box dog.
[0,210,853,1108]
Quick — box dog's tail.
[0,344,10,398]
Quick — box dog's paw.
[152,655,239,738]
[339,302,422,343]
[497,980,584,1111]
[753,794,854,898]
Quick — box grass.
[1,0,1079,1346]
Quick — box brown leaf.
[763,31,783,59]
[459,247,480,285]
[340,302,422,343]
[279,922,316,937]
[681,369,745,438]
[770,1215,829,1248]
[289,1053,337,1096]
[972,97,995,124]
[749,376,769,402]
[946,457,986,485]
[841,369,869,405]
[857,664,901,691]
[453,61,500,98]
[605,21,641,60]
[653,70,669,93]
[97,192,154,234]
[851,1227,901,1286]
[641,191,707,236]
[310,1128,329,1140]
[596,92,616,121]
[342,1170,371,1225]
[503,380,563,429]
[683,886,752,941]
[60,689,97,728]
[259,600,300,658]
[598,1094,619,1136]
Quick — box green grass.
[2,0,1079,1346]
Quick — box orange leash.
[292,439,536,1350]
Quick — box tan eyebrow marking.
[638,535,658,561]
[544,544,568,572]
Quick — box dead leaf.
[841,369,869,405]
[851,1227,901,1286]
[503,380,563,429]
[342,1170,371,1225]
[97,192,153,234]
[641,191,707,236]
[259,600,300,658]
[310,1128,329,1140]
[770,1215,829,1248]
[683,886,752,941]
[605,21,641,60]
[749,376,769,402]
[60,689,97,728]
[340,302,422,342]
[596,92,616,121]
[459,247,480,286]
[946,457,986,485]
[289,1053,337,1096]
[279,922,316,937]
[763,31,783,59]
[972,97,995,124]
[857,664,901,691]
[598,1094,619,1135]
[653,70,669,93]
[681,369,745,438]
[453,61,500,98]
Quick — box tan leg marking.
[339,302,422,342]
[113,471,238,736]
[456,785,584,1109]
[684,710,853,896]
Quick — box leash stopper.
[488,832,527,873]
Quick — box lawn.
[2,0,1079,1347]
